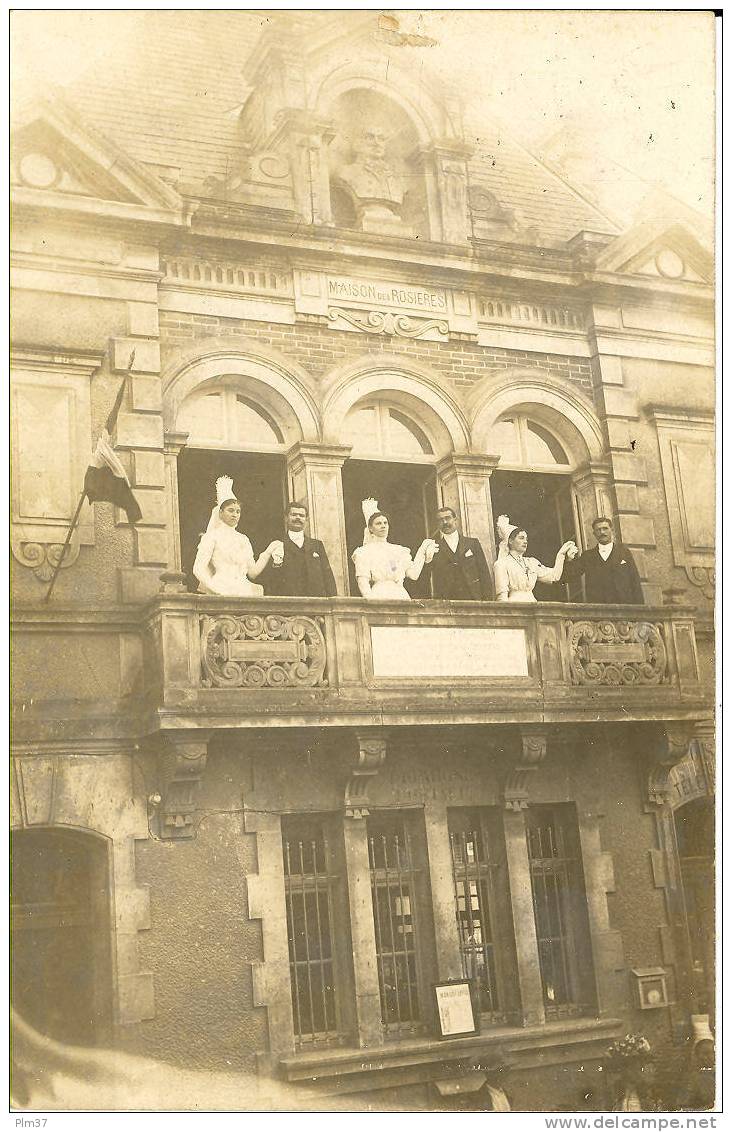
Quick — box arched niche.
[323,86,428,237]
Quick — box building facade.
[11,13,714,1111]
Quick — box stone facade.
[11,13,714,1112]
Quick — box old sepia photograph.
[10,8,716,1116]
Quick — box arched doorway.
[487,414,580,601]
[674,798,715,1021]
[176,383,288,591]
[11,827,112,1044]
[340,400,439,597]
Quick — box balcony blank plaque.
[370,626,528,678]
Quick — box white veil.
[203,475,238,538]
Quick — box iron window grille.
[448,809,507,1021]
[367,813,425,1034]
[282,814,341,1045]
[525,806,590,1018]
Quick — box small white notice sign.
[370,626,529,679]
[434,980,478,1038]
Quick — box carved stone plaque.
[370,626,529,679]
[566,620,668,686]
[201,614,327,688]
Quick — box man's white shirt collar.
[598,542,614,560]
[288,530,305,548]
[443,530,460,553]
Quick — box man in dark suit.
[426,506,492,600]
[563,516,644,604]
[261,501,337,597]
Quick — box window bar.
[297,838,317,1043]
[369,833,389,1025]
[384,833,404,1026]
[284,838,303,1040]
[311,835,330,1035]
[398,828,418,1024]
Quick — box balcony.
[141,595,708,732]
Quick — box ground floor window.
[279,801,596,1050]
[281,814,342,1045]
[675,798,715,1017]
[448,807,512,1021]
[367,812,430,1033]
[525,806,593,1017]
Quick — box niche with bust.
[327,89,428,238]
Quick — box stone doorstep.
[279,1016,623,1085]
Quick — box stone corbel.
[504,728,548,811]
[647,723,695,807]
[345,729,388,819]
[156,731,211,838]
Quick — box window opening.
[343,403,433,460]
[490,415,570,469]
[367,813,423,1032]
[448,810,506,1020]
[282,815,340,1045]
[525,807,591,1017]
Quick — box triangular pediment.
[11,97,184,214]
[594,219,712,284]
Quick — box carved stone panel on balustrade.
[200,612,327,689]
[566,618,669,687]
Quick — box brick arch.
[321,356,471,456]
[11,752,153,1030]
[470,371,606,467]
[161,340,321,445]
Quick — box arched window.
[490,415,570,469]
[343,403,433,460]
[177,388,285,450]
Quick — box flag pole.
[41,350,136,603]
[41,490,88,604]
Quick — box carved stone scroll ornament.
[647,724,695,807]
[201,613,327,689]
[684,565,715,601]
[345,729,388,819]
[566,620,668,686]
[504,729,547,811]
[157,732,211,838]
[11,538,80,582]
[328,307,449,339]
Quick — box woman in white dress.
[493,514,577,603]
[352,498,438,601]
[193,476,284,597]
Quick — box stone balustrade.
[140,596,705,731]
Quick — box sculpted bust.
[337,127,405,211]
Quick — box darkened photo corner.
[10,10,715,1114]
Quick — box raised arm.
[405,540,436,582]
[249,540,282,580]
[534,542,575,585]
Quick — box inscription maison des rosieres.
[327,275,448,314]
